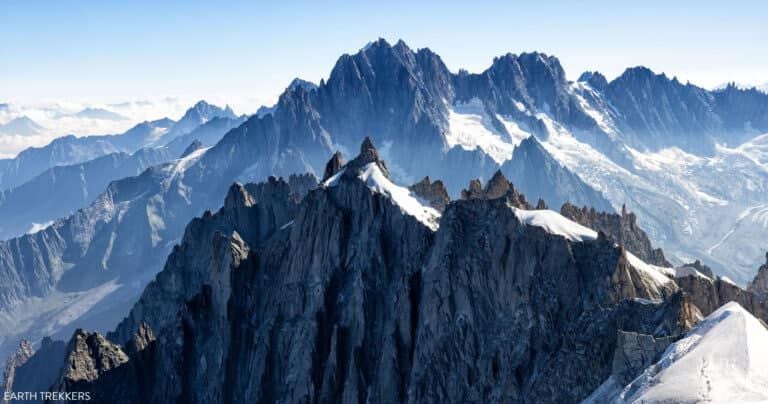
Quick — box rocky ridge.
[560,202,670,267]
[9,141,712,403]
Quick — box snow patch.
[322,167,346,187]
[445,98,516,163]
[357,163,441,230]
[324,164,440,230]
[625,251,677,290]
[27,221,54,234]
[511,207,597,242]
[719,275,737,286]
[674,265,712,281]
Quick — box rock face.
[748,252,768,299]
[52,330,129,393]
[676,269,768,322]
[5,40,768,402]
[561,202,670,267]
[500,137,614,212]
[109,174,315,344]
[322,151,345,182]
[3,337,66,403]
[1,340,33,402]
[610,331,675,387]
[31,144,698,403]
[459,171,532,209]
[408,177,450,211]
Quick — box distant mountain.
[0,116,44,136]
[714,81,768,93]
[0,147,173,239]
[71,108,129,121]
[163,115,247,156]
[1,39,768,384]
[0,101,233,191]
[158,100,237,146]
[500,136,613,212]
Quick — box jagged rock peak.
[536,198,547,210]
[223,183,255,210]
[344,137,390,178]
[322,151,345,182]
[460,178,484,200]
[287,77,318,92]
[485,170,511,199]
[359,136,379,163]
[125,323,156,355]
[56,330,128,386]
[2,339,34,395]
[180,139,203,158]
[460,171,532,208]
[747,252,768,298]
[578,70,608,90]
[409,176,450,212]
[561,202,671,267]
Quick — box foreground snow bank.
[617,302,768,403]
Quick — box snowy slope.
[512,207,597,242]
[511,206,674,295]
[511,80,768,284]
[445,98,524,163]
[615,302,768,403]
[325,163,441,230]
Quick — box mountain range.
[4,139,768,403]
[0,38,767,402]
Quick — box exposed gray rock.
[408,177,450,212]
[53,330,129,390]
[747,252,768,299]
[322,151,345,182]
[39,146,697,403]
[109,175,310,344]
[676,270,768,322]
[611,331,674,386]
[459,171,531,209]
[0,147,172,239]
[3,337,66,404]
[1,340,33,403]
[561,202,670,267]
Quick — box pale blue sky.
[1,0,766,110]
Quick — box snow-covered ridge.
[510,206,675,293]
[324,163,441,230]
[616,302,768,403]
[511,207,597,242]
